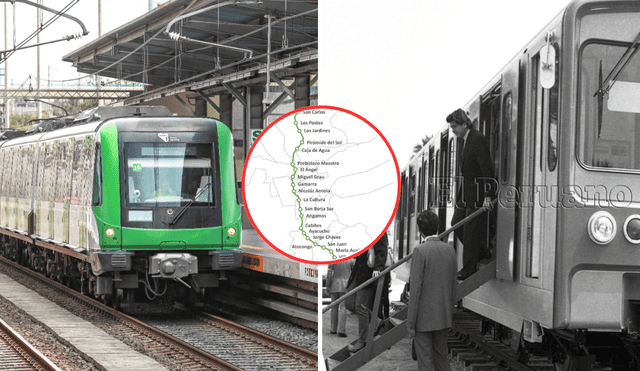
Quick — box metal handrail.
[322,199,496,313]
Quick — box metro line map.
[242,106,400,264]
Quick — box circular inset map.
[242,106,400,264]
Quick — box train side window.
[70,138,85,206]
[428,147,434,209]
[36,144,45,202]
[409,167,416,216]
[501,93,512,184]
[55,140,71,204]
[12,148,19,198]
[434,150,440,208]
[17,146,27,200]
[92,144,102,206]
[25,145,35,199]
[0,151,5,197]
[43,143,55,203]
[548,43,559,172]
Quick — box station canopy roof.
[62,0,317,104]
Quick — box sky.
[0,0,572,161]
[0,0,150,87]
[321,0,573,164]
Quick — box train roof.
[0,106,176,148]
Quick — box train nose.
[149,253,198,278]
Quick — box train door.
[517,40,559,289]
[478,84,502,274]
[408,165,418,250]
[417,153,427,243]
[438,131,449,234]
[495,61,520,281]
[396,171,407,260]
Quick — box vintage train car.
[0,106,242,308]
[393,0,640,368]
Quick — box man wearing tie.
[447,108,495,280]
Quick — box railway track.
[132,303,318,370]
[450,309,614,371]
[0,317,60,371]
[0,258,317,370]
[450,310,553,371]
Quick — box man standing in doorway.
[447,108,495,280]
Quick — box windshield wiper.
[593,32,640,138]
[594,32,640,97]
[165,182,211,226]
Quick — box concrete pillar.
[295,75,310,109]
[219,94,233,131]
[194,96,207,117]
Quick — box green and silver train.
[0,106,242,308]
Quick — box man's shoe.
[479,251,492,261]
[457,270,476,281]
[348,342,366,353]
[338,333,347,338]
[330,331,337,335]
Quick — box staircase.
[325,256,496,371]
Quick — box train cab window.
[124,142,215,207]
[579,41,640,170]
[92,144,102,206]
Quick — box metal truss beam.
[0,89,142,100]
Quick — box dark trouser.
[451,203,489,277]
[378,274,390,319]
[330,292,347,334]
[414,328,450,371]
[355,285,375,344]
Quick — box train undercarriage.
[478,316,640,370]
[0,233,242,310]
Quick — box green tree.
[412,134,433,154]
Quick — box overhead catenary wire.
[164,0,254,59]
[30,1,317,103]
[0,0,86,64]
[45,0,203,84]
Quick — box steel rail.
[196,310,318,368]
[0,256,243,371]
[0,317,62,371]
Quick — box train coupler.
[149,253,197,279]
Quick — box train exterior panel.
[395,0,640,367]
[0,108,242,306]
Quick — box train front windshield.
[578,9,640,171]
[124,143,215,207]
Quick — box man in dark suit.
[408,210,456,371]
[346,233,388,353]
[447,108,495,280]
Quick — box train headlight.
[105,228,115,237]
[587,211,616,245]
[227,227,236,237]
[623,215,640,244]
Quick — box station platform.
[0,272,167,371]
[241,229,318,284]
